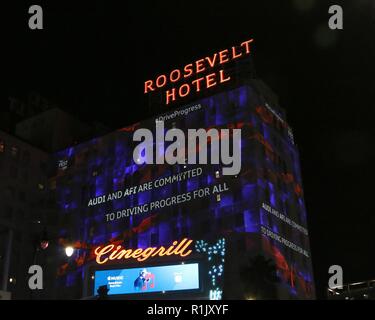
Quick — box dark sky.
[4,1,375,298]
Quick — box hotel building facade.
[51,74,315,299]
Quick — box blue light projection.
[53,84,314,299]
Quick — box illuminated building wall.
[52,82,315,299]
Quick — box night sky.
[4,1,375,298]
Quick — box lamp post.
[65,246,74,257]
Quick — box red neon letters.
[144,39,254,105]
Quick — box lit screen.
[94,263,200,295]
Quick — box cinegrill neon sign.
[144,38,254,105]
[94,238,193,264]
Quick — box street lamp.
[65,246,74,257]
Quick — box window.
[11,146,19,158]
[3,206,13,220]
[89,184,95,196]
[181,226,189,238]
[264,187,270,202]
[40,161,47,172]
[22,150,30,165]
[10,165,18,179]
[19,191,26,201]
[275,120,281,131]
[150,233,159,246]
[235,213,244,227]
[81,186,87,199]
[215,216,223,229]
[49,179,56,190]
[172,226,179,239]
[5,186,15,198]
[282,160,288,173]
[236,239,246,252]
[131,234,138,248]
[200,220,210,235]
[22,171,29,183]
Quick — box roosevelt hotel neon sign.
[144,38,254,105]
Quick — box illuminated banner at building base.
[94,263,200,295]
[94,238,193,264]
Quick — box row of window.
[0,140,48,174]
[0,140,23,158]
[0,164,47,186]
[3,182,45,199]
